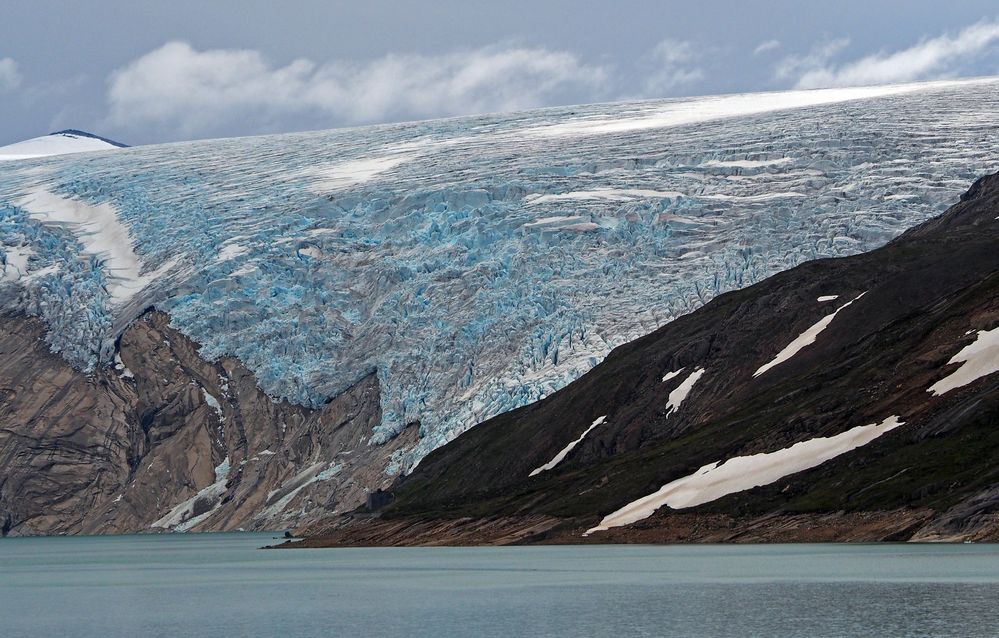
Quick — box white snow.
[256,460,342,521]
[525,189,685,204]
[217,243,249,261]
[152,457,230,531]
[701,158,793,169]
[0,132,121,161]
[113,353,135,379]
[201,387,224,421]
[306,155,413,192]
[753,292,866,378]
[534,80,985,138]
[529,415,606,477]
[14,189,176,306]
[585,415,903,534]
[664,367,706,416]
[817,295,839,302]
[928,327,999,396]
[0,245,33,282]
[699,192,806,202]
[661,367,686,383]
[297,245,323,259]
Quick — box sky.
[2,0,999,146]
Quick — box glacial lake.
[2,533,998,637]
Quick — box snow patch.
[201,387,224,421]
[534,80,977,137]
[754,292,866,378]
[701,158,793,169]
[151,457,230,532]
[661,367,685,383]
[0,245,34,282]
[525,188,685,204]
[664,367,706,416]
[0,132,121,162]
[113,353,135,379]
[928,327,999,396]
[529,415,606,477]
[217,243,249,261]
[585,415,903,534]
[14,188,176,305]
[306,155,413,192]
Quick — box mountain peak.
[48,129,128,148]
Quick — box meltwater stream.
[2,533,998,637]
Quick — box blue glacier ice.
[2,78,998,470]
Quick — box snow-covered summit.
[0,130,127,161]
[1,77,998,472]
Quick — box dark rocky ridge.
[296,172,999,546]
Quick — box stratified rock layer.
[0,311,414,536]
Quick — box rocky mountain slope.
[295,171,999,546]
[0,311,415,535]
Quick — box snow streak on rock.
[586,416,904,534]
[530,415,606,477]
[754,292,866,378]
[928,327,999,395]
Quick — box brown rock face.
[0,311,414,536]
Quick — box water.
[2,534,997,637]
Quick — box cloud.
[782,20,999,89]
[643,38,703,95]
[105,41,609,138]
[0,57,22,91]
[753,40,781,56]
[774,39,851,82]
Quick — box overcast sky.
[2,0,999,146]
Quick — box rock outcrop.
[0,311,415,536]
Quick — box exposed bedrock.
[0,310,415,536]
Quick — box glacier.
[1,77,998,472]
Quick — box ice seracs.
[927,327,999,396]
[585,416,904,534]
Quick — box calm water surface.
[1,533,997,637]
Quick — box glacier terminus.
[2,77,998,475]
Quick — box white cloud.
[774,39,851,82]
[783,20,999,89]
[0,57,22,91]
[105,41,609,138]
[753,39,781,56]
[643,38,703,95]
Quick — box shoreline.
[273,507,999,549]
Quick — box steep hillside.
[297,171,999,546]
